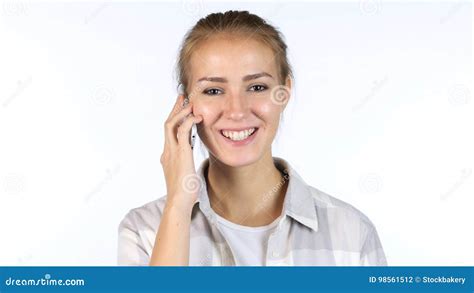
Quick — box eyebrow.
[197,72,274,83]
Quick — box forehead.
[189,35,278,80]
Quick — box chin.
[217,152,261,168]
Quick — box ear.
[281,76,292,111]
[285,76,292,90]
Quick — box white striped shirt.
[118,157,387,266]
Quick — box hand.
[160,94,203,213]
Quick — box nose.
[225,91,248,121]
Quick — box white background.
[0,0,472,265]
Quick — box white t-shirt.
[214,213,281,266]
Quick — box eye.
[248,84,268,92]
[203,88,223,96]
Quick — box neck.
[205,151,289,227]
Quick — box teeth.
[222,128,256,141]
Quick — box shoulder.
[307,185,380,243]
[306,186,387,265]
[119,196,168,233]
[117,196,169,265]
[117,196,167,241]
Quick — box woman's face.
[187,34,291,167]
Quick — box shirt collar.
[193,157,319,232]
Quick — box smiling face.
[187,34,291,167]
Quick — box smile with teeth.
[221,128,257,141]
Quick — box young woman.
[118,10,387,266]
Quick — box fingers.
[176,115,203,148]
[166,95,185,121]
[168,102,193,127]
[165,95,192,144]
[164,103,194,146]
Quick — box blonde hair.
[176,10,293,96]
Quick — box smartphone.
[182,97,197,149]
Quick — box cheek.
[254,99,281,127]
[192,101,217,129]
[192,101,211,116]
[258,102,273,114]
